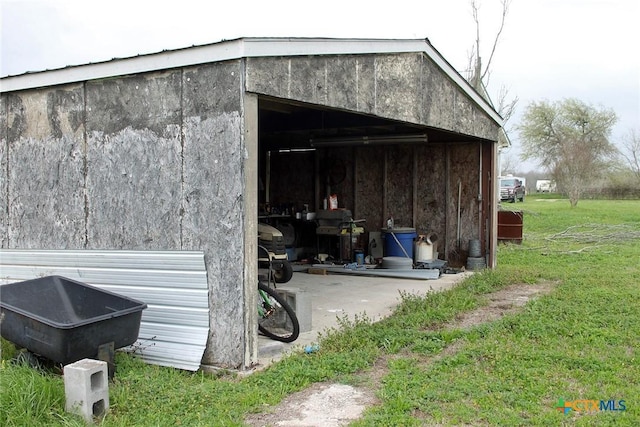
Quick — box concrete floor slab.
[257,269,470,366]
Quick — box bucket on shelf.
[382,227,417,259]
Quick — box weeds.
[1,199,639,425]
[0,359,72,427]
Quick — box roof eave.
[0,37,502,127]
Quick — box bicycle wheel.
[258,282,300,343]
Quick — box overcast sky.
[1,0,638,172]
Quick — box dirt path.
[444,282,555,330]
[244,281,556,427]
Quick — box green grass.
[2,198,639,426]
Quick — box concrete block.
[64,358,109,423]
[276,287,312,333]
[258,338,285,359]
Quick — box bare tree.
[619,129,640,183]
[466,0,518,150]
[468,0,512,91]
[519,99,618,207]
[496,85,518,123]
[496,84,519,149]
[500,152,518,176]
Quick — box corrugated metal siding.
[0,249,209,371]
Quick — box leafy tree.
[519,98,617,207]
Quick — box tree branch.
[480,0,511,83]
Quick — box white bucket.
[414,235,435,262]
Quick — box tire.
[258,282,300,343]
[273,260,293,283]
[519,193,525,202]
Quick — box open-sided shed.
[1,38,501,369]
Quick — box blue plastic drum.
[382,227,417,258]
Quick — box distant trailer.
[536,179,556,192]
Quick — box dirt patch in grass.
[445,281,556,330]
[244,281,557,426]
[243,382,379,427]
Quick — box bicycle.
[257,281,300,343]
[257,245,300,343]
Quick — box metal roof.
[0,37,502,126]
[0,249,209,371]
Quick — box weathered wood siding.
[246,53,498,141]
[1,47,499,371]
[268,143,484,261]
[1,60,250,369]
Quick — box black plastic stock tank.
[0,275,146,365]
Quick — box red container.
[497,210,523,243]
